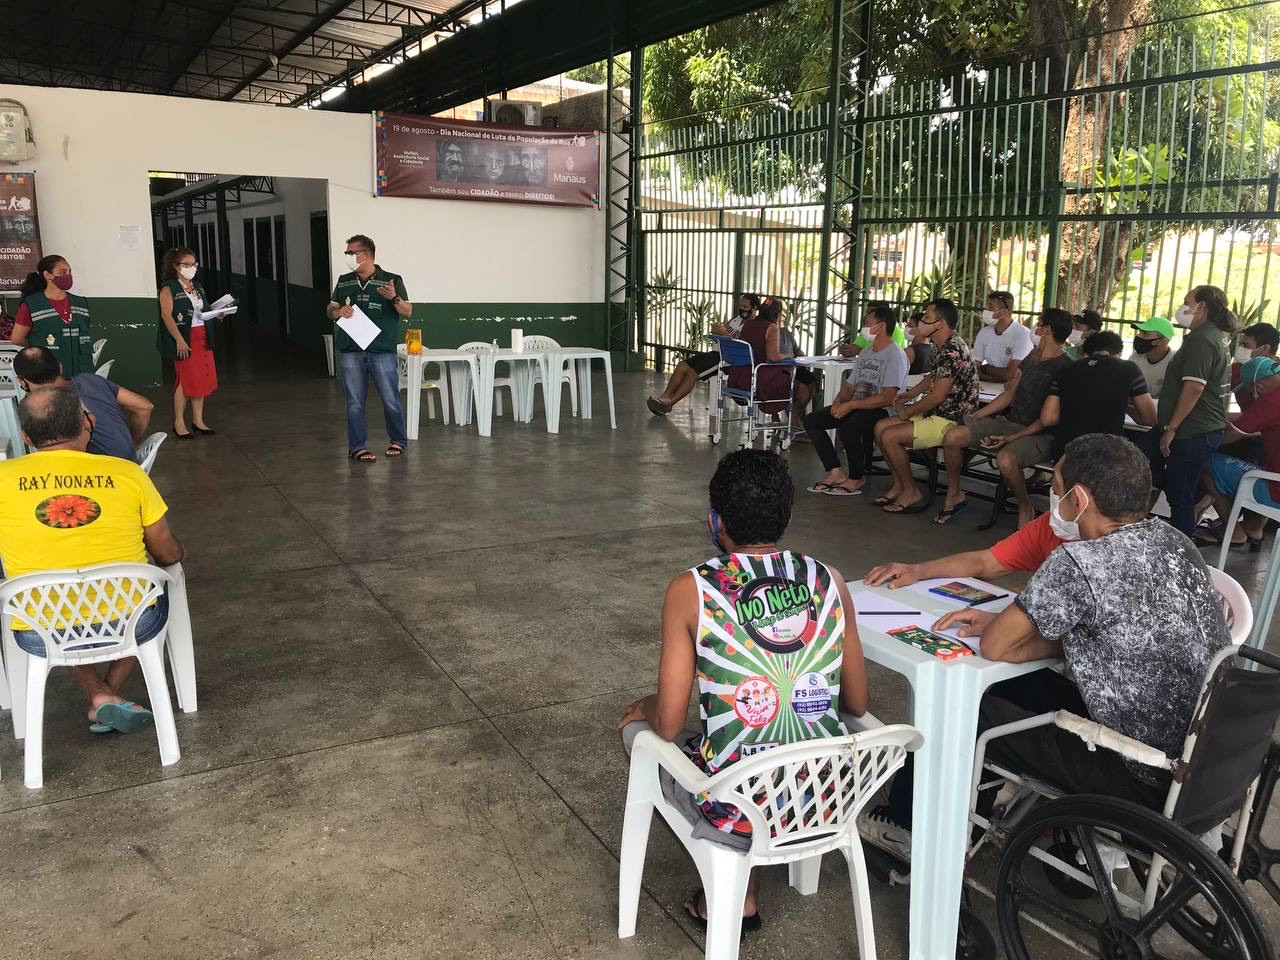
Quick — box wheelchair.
[864,644,1280,959]
[707,335,798,450]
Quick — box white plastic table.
[398,346,480,440]
[847,576,1060,960]
[532,348,617,434]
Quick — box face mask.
[1175,304,1194,327]
[708,509,726,554]
[981,309,997,326]
[1235,345,1254,364]
[1031,334,1042,349]
[861,325,879,340]
[1049,486,1088,541]
[344,253,360,271]
[739,308,751,319]
[1067,329,1084,346]
[52,274,74,291]
[178,265,197,281]
[1133,337,1156,356]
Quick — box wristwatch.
[391,296,403,304]
[1162,424,1177,433]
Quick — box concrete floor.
[0,366,1276,959]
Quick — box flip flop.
[806,481,834,493]
[682,889,763,936]
[872,495,895,507]
[93,701,155,735]
[881,501,916,513]
[822,485,864,497]
[386,443,404,457]
[932,500,970,525]
[646,397,672,416]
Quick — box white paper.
[200,305,238,321]
[118,225,141,250]
[336,305,381,351]
[210,293,236,310]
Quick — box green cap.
[1130,316,1175,340]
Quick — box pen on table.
[860,610,921,616]
[969,593,1010,607]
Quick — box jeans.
[1139,428,1223,535]
[14,589,170,657]
[887,669,1166,829]
[340,350,408,455]
[802,406,888,478]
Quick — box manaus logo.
[35,494,101,529]
[733,576,818,654]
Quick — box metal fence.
[637,13,1280,365]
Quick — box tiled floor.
[0,366,1275,959]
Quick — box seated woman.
[729,296,794,414]
[648,294,759,416]
[618,449,869,931]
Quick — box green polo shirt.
[1157,322,1229,438]
[331,267,408,353]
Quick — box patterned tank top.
[692,550,848,776]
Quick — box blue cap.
[1240,356,1280,385]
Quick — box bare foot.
[884,490,923,512]
[941,493,967,511]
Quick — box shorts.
[909,414,957,450]
[964,415,1054,467]
[1209,454,1280,509]
[795,367,816,387]
[685,351,725,381]
[13,590,170,657]
[620,720,751,851]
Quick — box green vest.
[155,278,214,359]
[26,291,93,376]
[331,267,406,353]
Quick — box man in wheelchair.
[861,433,1233,860]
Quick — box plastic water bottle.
[492,338,498,350]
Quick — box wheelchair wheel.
[995,795,1273,960]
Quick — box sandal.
[806,481,834,494]
[872,495,895,507]
[92,701,154,735]
[932,500,969,525]
[385,444,404,457]
[681,889,763,936]
[350,449,376,463]
[646,396,672,416]
[822,484,863,497]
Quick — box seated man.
[1128,316,1175,399]
[14,345,153,462]
[618,449,869,929]
[801,303,908,495]
[873,298,980,513]
[860,434,1231,859]
[937,308,1073,527]
[647,294,759,416]
[1042,331,1157,460]
[971,290,1033,383]
[0,388,185,733]
[1231,321,1279,410]
[1200,356,1280,549]
[839,300,907,359]
[1064,308,1104,358]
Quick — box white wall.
[0,84,604,304]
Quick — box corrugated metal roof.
[0,0,484,106]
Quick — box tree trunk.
[1053,0,1153,313]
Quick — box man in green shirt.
[326,234,413,462]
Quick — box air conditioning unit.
[485,99,542,126]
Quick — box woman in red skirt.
[156,247,219,438]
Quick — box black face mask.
[1132,337,1157,355]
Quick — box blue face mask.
[708,508,726,553]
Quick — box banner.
[0,172,39,292]
[374,112,599,208]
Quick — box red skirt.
[175,326,218,398]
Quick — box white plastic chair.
[161,561,198,714]
[619,725,922,960]
[136,431,167,475]
[321,334,335,377]
[522,335,578,421]
[459,341,519,419]
[1209,567,1254,646]
[92,339,107,365]
[95,359,114,378]
[0,563,181,788]
[1217,469,1280,647]
[396,355,451,424]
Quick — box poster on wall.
[0,172,40,292]
[374,111,599,208]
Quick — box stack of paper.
[336,305,382,351]
[199,293,239,322]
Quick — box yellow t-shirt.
[0,451,168,627]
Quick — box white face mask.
[178,265,197,281]
[1235,345,1253,364]
[1175,304,1194,328]
[1031,334,1042,350]
[860,326,874,340]
[344,252,361,271]
[1067,329,1084,346]
[981,309,997,326]
[1049,486,1088,541]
